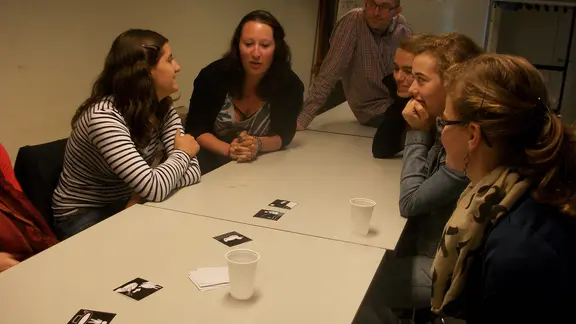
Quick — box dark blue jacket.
[456,195,576,323]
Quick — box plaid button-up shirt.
[298,9,412,127]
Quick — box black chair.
[13,138,68,230]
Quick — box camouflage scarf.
[430,167,531,313]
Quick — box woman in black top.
[372,34,433,159]
[185,10,304,174]
[372,75,410,159]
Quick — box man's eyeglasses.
[366,0,399,12]
[436,119,493,148]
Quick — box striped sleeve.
[297,11,359,128]
[87,103,192,202]
[160,107,202,188]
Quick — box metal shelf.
[494,1,576,112]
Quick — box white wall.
[401,0,491,46]
[0,0,319,161]
[493,4,576,122]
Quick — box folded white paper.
[188,267,229,291]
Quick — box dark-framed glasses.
[436,118,493,148]
[366,0,399,12]
[436,119,466,129]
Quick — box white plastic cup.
[225,249,260,300]
[350,198,376,235]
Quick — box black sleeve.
[185,64,226,138]
[372,99,409,159]
[373,74,409,158]
[269,72,304,147]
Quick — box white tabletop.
[149,131,406,250]
[0,205,384,324]
[307,101,377,138]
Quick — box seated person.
[1,144,58,272]
[398,32,483,258]
[372,34,434,159]
[355,33,483,324]
[52,29,201,239]
[297,1,411,129]
[185,10,304,174]
[433,53,576,323]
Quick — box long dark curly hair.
[72,29,172,148]
[222,10,292,100]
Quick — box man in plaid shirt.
[297,0,411,129]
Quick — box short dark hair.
[72,29,171,148]
[223,10,292,100]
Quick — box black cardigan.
[185,58,304,147]
[371,74,410,158]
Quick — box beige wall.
[0,0,319,161]
[401,0,490,46]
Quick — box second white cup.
[225,249,260,300]
[350,198,376,235]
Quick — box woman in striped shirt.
[52,29,201,239]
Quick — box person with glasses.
[354,33,483,324]
[296,0,411,130]
[432,53,576,323]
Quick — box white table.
[149,131,406,250]
[0,205,384,324]
[307,101,377,138]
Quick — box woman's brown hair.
[397,33,435,55]
[414,32,484,81]
[72,29,172,149]
[223,10,292,100]
[447,53,576,215]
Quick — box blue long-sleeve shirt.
[399,129,469,257]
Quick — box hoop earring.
[463,153,470,177]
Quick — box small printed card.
[213,231,252,247]
[253,209,284,221]
[268,199,298,210]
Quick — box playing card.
[67,309,116,324]
[254,209,284,221]
[113,277,163,301]
[269,199,298,210]
[213,231,252,247]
